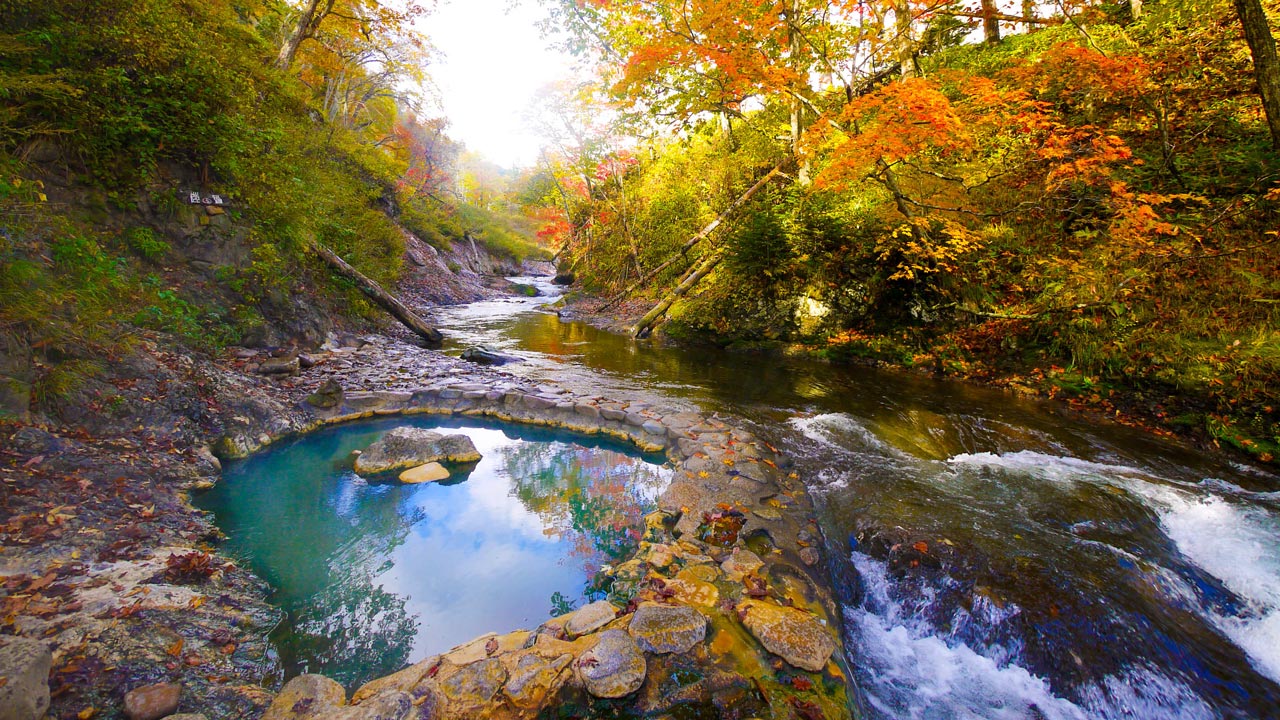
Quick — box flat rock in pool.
[354,427,481,476]
[399,461,451,484]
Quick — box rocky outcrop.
[352,427,482,476]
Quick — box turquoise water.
[195,417,672,688]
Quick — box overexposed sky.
[424,0,580,168]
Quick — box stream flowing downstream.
[428,277,1280,720]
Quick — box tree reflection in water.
[502,439,671,591]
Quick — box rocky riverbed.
[1,308,857,719]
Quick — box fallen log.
[311,241,444,347]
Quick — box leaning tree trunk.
[630,250,725,338]
[600,163,786,310]
[1232,0,1280,149]
[312,242,444,346]
[277,0,327,70]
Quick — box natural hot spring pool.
[195,416,673,688]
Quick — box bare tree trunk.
[981,0,1001,42]
[1232,0,1280,149]
[600,163,786,310]
[1129,0,1143,20]
[895,0,914,77]
[277,0,331,70]
[630,250,725,338]
[312,242,444,346]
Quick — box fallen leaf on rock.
[913,541,929,553]
[77,707,96,720]
[165,639,184,657]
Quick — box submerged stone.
[123,683,181,720]
[576,630,646,699]
[398,462,450,484]
[628,602,707,654]
[353,427,481,475]
[737,599,837,672]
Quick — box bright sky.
[424,0,580,169]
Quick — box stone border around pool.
[213,382,859,720]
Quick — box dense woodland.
[1,0,1277,462]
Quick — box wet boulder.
[262,675,346,720]
[736,599,837,672]
[353,427,482,476]
[628,602,707,654]
[460,346,518,366]
[576,630,646,699]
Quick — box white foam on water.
[1142,486,1280,684]
[1199,477,1280,503]
[946,450,1148,484]
[943,450,1280,685]
[847,554,1090,720]
[789,412,889,453]
[1075,665,1216,720]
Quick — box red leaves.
[163,551,216,584]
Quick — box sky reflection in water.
[196,418,671,688]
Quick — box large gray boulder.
[0,638,51,720]
[354,427,482,476]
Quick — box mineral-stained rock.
[398,462,450,484]
[563,600,618,638]
[799,546,821,566]
[0,637,51,720]
[502,652,573,709]
[576,630,646,699]
[720,548,764,579]
[123,682,182,720]
[262,675,346,720]
[736,600,837,672]
[347,690,412,720]
[353,427,481,475]
[352,656,439,704]
[628,603,707,654]
[438,657,507,715]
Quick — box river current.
[426,276,1280,720]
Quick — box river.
[427,276,1280,720]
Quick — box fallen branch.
[311,241,444,346]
